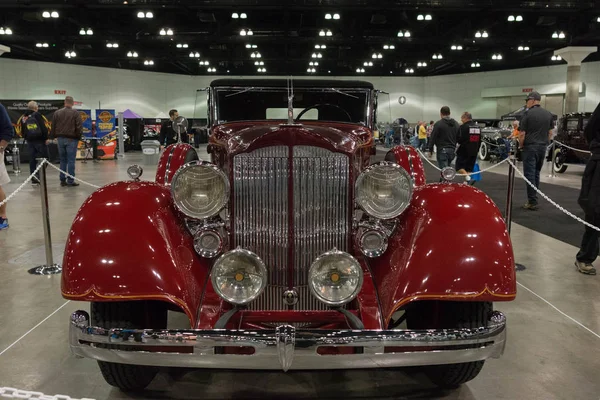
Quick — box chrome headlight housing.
[309,250,363,306]
[355,162,412,220]
[211,248,267,305]
[171,161,229,219]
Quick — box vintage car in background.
[476,119,512,161]
[62,79,516,392]
[550,112,592,173]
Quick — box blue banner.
[79,109,93,138]
[95,109,116,138]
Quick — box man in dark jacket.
[20,101,49,184]
[428,106,459,169]
[50,96,83,187]
[455,112,481,177]
[575,101,600,275]
[159,109,184,149]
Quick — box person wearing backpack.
[20,101,49,184]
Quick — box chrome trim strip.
[164,145,177,185]
[70,310,507,370]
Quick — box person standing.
[417,121,427,150]
[0,104,14,230]
[455,112,482,176]
[428,106,459,169]
[20,101,49,184]
[50,96,83,187]
[426,120,434,150]
[159,109,180,149]
[575,101,600,275]
[518,91,553,210]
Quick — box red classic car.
[62,79,516,392]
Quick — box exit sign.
[522,88,534,93]
[54,90,66,95]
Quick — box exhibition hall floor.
[0,146,599,400]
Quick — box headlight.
[355,162,412,219]
[211,248,267,305]
[171,161,229,219]
[309,250,363,306]
[358,228,388,258]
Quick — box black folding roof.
[210,79,374,89]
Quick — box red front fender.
[60,181,210,325]
[370,183,517,326]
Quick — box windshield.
[213,87,370,125]
[566,118,579,130]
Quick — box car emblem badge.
[283,289,299,306]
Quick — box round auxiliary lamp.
[173,116,189,143]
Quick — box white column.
[554,46,597,113]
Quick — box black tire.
[91,301,168,391]
[553,148,568,173]
[406,301,492,388]
[478,142,489,161]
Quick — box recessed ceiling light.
[397,31,404,37]
[558,31,565,39]
[326,29,332,36]
[36,43,42,47]
[333,13,340,20]
[417,14,424,20]
[425,14,432,20]
[482,31,489,38]
[160,28,166,35]
[137,11,145,18]
[325,13,332,20]
[146,12,153,18]
[51,11,59,18]
[232,12,239,18]
[166,28,173,35]
[127,51,132,57]
[240,13,247,19]
[516,15,523,21]
[42,11,50,18]
[518,46,524,51]
[475,31,482,38]
[405,31,411,37]
[79,28,86,35]
[86,28,93,35]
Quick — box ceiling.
[0,0,599,77]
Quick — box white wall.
[1,57,599,123]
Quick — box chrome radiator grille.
[232,145,350,311]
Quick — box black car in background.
[477,119,512,161]
[551,112,592,173]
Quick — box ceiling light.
[70,51,76,57]
[425,14,432,20]
[451,45,457,50]
[207,67,216,72]
[417,14,424,20]
[383,45,389,49]
[508,15,515,21]
[475,31,482,38]
[247,29,253,35]
[552,32,558,38]
[492,53,502,60]
[127,51,132,57]
[404,31,411,37]
[524,46,530,51]
[397,31,404,37]
[240,13,247,19]
[232,12,239,19]
[326,30,332,36]
[144,60,154,66]
[516,15,523,22]
[551,55,562,61]
[107,43,113,48]
[325,13,332,20]
[405,68,414,74]
[471,62,481,68]
[146,12,153,18]
[51,11,59,18]
[195,52,200,57]
[333,13,340,20]
[3,27,12,35]
[518,46,524,51]
[482,31,489,38]
[417,62,422,67]
[86,28,93,35]
[79,28,86,35]
[160,28,166,35]
[36,43,42,47]
[42,11,50,18]
[166,28,173,35]
[137,11,145,18]
[356,68,365,73]
[246,44,251,48]
[558,31,565,39]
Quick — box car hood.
[210,121,373,155]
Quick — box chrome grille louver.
[233,145,350,311]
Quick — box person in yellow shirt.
[418,121,427,150]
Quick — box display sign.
[0,100,63,137]
[95,109,116,138]
[79,109,93,137]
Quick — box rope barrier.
[45,162,101,189]
[416,149,510,176]
[0,159,47,207]
[506,158,600,232]
[553,140,591,155]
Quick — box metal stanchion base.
[28,264,62,275]
[515,263,527,271]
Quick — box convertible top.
[210,79,374,89]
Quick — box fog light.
[441,166,456,181]
[126,164,143,180]
[359,229,388,258]
[309,250,363,306]
[193,228,226,258]
[212,249,267,305]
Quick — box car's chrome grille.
[233,145,350,311]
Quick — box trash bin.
[141,140,161,165]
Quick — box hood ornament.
[281,76,302,127]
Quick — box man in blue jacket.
[0,103,15,230]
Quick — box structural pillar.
[554,46,597,113]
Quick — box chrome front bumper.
[69,310,507,371]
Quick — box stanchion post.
[505,143,516,234]
[28,158,62,275]
[550,141,556,178]
[117,112,125,159]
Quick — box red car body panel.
[61,120,515,331]
[370,183,516,325]
[60,181,211,323]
